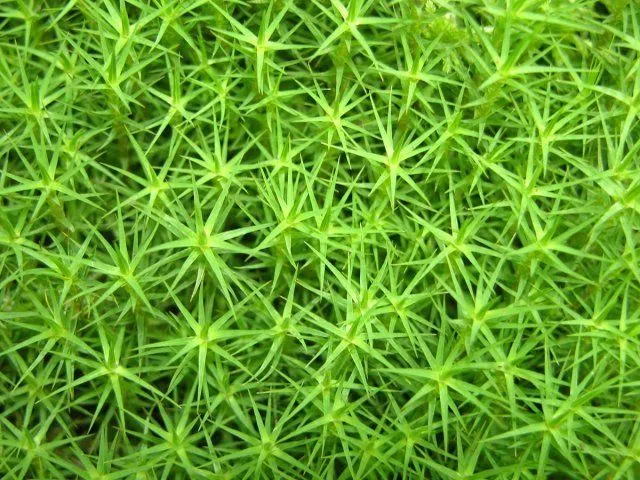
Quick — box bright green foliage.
[2,0,640,478]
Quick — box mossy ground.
[1,1,640,479]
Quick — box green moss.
[1,0,639,478]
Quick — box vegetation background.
[1,0,639,478]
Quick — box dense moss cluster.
[1,1,639,478]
